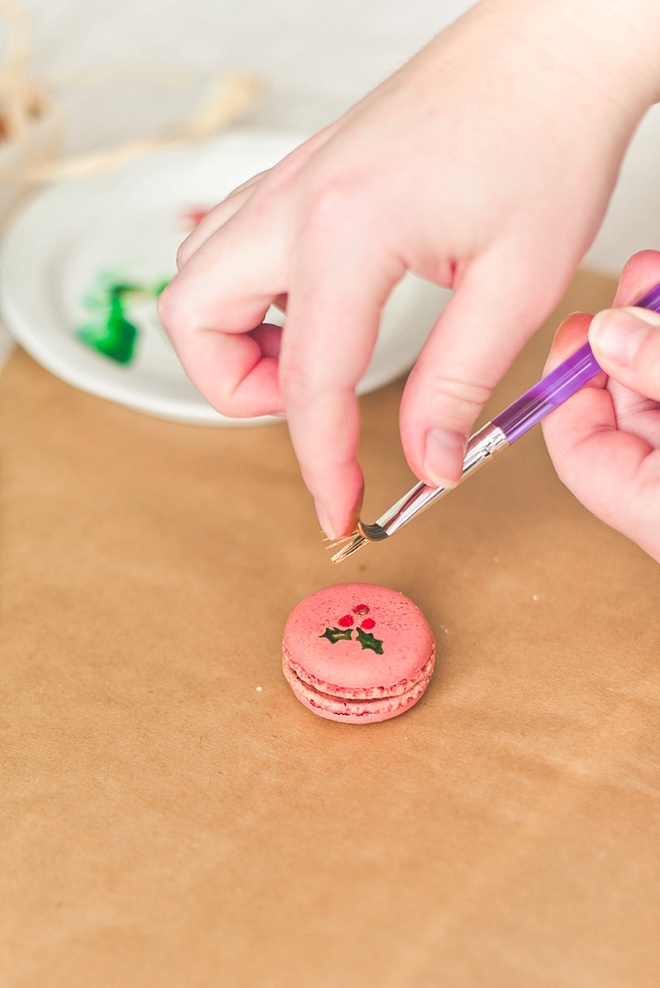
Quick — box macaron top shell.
[282,583,434,698]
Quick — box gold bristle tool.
[326,519,389,564]
[327,530,369,564]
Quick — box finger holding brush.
[160,0,660,543]
[542,250,660,563]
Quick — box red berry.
[338,614,354,627]
[361,617,375,629]
[353,604,370,615]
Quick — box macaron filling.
[282,654,434,719]
[282,643,435,700]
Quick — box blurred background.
[2,0,660,272]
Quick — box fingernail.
[423,429,466,488]
[590,307,660,367]
[315,500,337,541]
[346,487,364,535]
[315,487,363,541]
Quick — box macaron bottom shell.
[282,651,435,724]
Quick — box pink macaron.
[282,583,435,724]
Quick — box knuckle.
[156,280,192,345]
[299,174,369,239]
[425,373,493,425]
[279,359,319,406]
[210,388,237,417]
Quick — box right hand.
[159,0,660,540]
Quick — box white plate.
[0,129,449,425]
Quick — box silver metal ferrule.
[376,422,509,537]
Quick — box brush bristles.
[328,531,369,564]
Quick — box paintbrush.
[330,281,660,563]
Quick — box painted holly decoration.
[354,627,383,653]
[320,626,353,644]
[320,603,383,654]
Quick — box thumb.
[589,306,660,400]
[400,254,566,487]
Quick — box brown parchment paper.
[1,269,659,988]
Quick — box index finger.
[281,214,405,540]
[158,208,287,417]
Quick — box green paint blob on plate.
[76,291,139,365]
[75,275,170,366]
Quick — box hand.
[541,250,660,562]
[158,0,660,539]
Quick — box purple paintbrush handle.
[492,280,660,443]
[492,343,598,442]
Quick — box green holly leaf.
[355,627,384,654]
[320,626,353,644]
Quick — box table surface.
[1,268,659,988]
